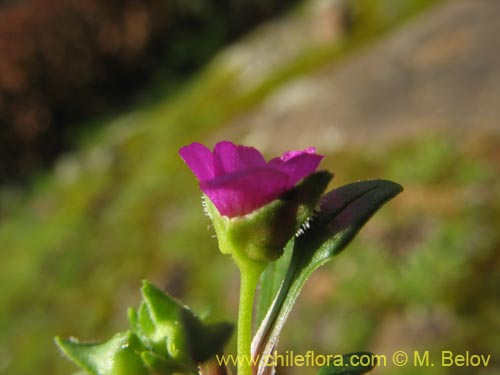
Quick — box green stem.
[237,263,264,375]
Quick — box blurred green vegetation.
[4,1,500,375]
[287,134,500,374]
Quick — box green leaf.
[140,351,180,374]
[295,179,403,261]
[138,280,233,366]
[317,352,376,375]
[180,308,234,363]
[57,281,233,374]
[252,180,402,375]
[139,281,190,362]
[55,331,148,375]
[128,303,156,346]
[254,239,293,327]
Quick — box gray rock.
[226,0,500,153]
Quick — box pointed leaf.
[57,280,232,374]
[55,332,148,375]
[253,172,333,328]
[142,280,181,324]
[140,281,189,361]
[317,352,376,375]
[128,303,156,346]
[296,179,404,262]
[253,180,402,375]
[138,281,233,366]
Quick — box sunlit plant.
[56,141,402,375]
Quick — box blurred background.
[0,0,499,374]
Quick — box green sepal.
[55,331,148,375]
[317,351,376,375]
[206,171,333,263]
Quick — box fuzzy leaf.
[57,281,233,374]
[138,281,233,366]
[55,332,148,375]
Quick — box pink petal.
[179,142,215,182]
[213,141,266,176]
[279,147,316,161]
[180,142,324,217]
[201,168,289,217]
[273,153,324,187]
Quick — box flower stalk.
[231,242,267,375]
[236,263,264,375]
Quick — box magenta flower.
[179,141,323,217]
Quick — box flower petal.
[201,168,289,217]
[179,142,215,182]
[279,147,316,162]
[180,142,325,217]
[272,153,324,187]
[213,141,266,176]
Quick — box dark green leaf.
[141,351,180,374]
[180,308,233,363]
[296,179,404,262]
[254,239,293,327]
[253,180,402,375]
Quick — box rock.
[311,0,351,44]
[218,0,351,91]
[225,0,500,153]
